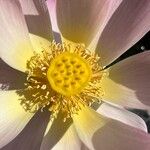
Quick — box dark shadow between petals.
[53,31,62,43]
[0,58,26,90]
[24,0,53,41]
[1,109,50,150]
[40,112,73,150]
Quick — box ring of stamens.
[17,42,106,121]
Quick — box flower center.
[17,42,106,121]
[47,52,91,96]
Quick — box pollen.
[17,41,106,121]
[47,52,91,96]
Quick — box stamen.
[17,41,106,121]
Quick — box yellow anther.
[18,42,104,121]
[47,52,91,96]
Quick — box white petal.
[0,90,33,148]
[97,102,147,132]
[29,34,52,53]
[101,77,150,110]
[0,0,33,72]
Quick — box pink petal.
[19,0,53,41]
[97,103,147,132]
[96,0,150,66]
[47,0,59,33]
[92,120,150,150]
[56,0,122,47]
[107,51,150,108]
[0,0,33,72]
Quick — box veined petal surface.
[96,0,150,66]
[56,0,122,48]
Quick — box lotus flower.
[0,0,150,150]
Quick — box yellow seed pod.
[47,52,91,96]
